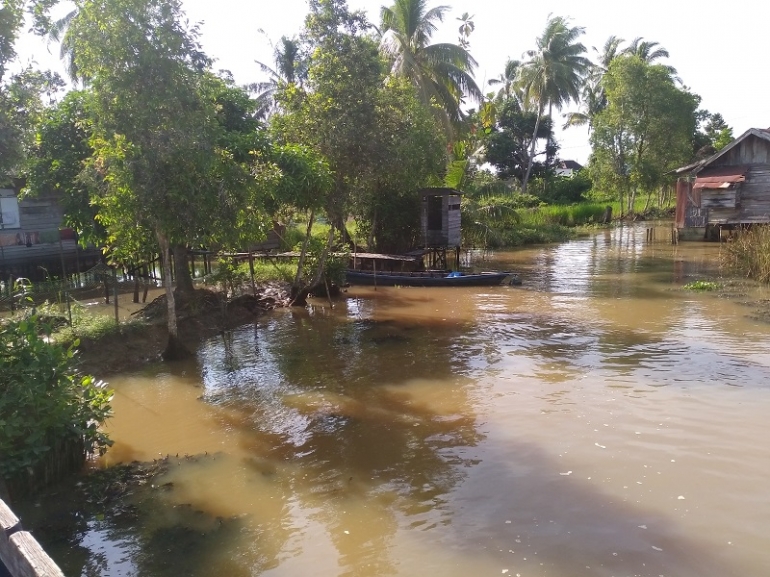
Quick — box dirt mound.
[77,282,292,376]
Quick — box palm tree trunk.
[522,100,544,195]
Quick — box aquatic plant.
[683,280,720,291]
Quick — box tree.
[0,1,65,182]
[270,0,382,300]
[352,77,446,253]
[66,0,272,358]
[24,90,104,245]
[379,0,481,133]
[484,97,555,183]
[564,35,678,132]
[589,56,698,215]
[250,36,307,119]
[518,15,589,194]
[456,12,474,49]
[488,58,521,103]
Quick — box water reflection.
[16,223,770,576]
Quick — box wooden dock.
[0,500,63,577]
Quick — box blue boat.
[345,269,517,287]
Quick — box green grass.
[520,203,609,227]
[683,280,720,291]
[6,300,147,345]
[245,260,295,283]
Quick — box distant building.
[0,184,101,281]
[674,128,770,241]
[555,160,583,178]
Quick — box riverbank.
[67,282,292,376]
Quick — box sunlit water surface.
[20,224,770,576]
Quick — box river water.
[21,224,770,576]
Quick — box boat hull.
[345,270,514,287]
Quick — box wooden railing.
[0,500,63,577]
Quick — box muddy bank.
[76,282,291,377]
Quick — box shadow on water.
[15,227,764,575]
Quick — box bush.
[530,171,593,204]
[0,317,112,490]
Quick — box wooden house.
[420,187,462,269]
[0,185,101,281]
[675,128,770,240]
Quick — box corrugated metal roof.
[693,165,747,190]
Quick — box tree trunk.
[291,225,335,307]
[158,233,190,360]
[172,244,194,295]
[522,100,544,195]
[292,210,315,297]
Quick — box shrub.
[0,317,112,490]
[722,226,770,284]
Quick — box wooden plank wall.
[446,195,461,247]
[0,192,76,266]
[721,135,770,165]
[709,164,770,224]
[0,500,63,577]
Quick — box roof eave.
[676,128,770,175]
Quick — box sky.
[13,0,770,163]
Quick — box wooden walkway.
[0,500,63,577]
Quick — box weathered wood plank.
[1,500,64,577]
[4,533,64,577]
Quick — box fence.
[0,500,63,577]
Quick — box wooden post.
[75,243,81,288]
[113,268,119,325]
[248,253,256,296]
[1,499,64,577]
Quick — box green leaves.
[590,56,697,214]
[0,316,113,479]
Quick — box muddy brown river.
[19,224,770,576]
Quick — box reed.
[721,226,770,284]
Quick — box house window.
[0,195,21,229]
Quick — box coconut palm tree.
[563,35,679,132]
[46,8,79,81]
[488,58,521,103]
[623,37,679,81]
[379,0,482,134]
[250,36,306,119]
[517,15,589,193]
[562,35,623,130]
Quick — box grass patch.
[520,203,609,227]
[247,260,295,283]
[24,300,147,345]
[683,280,720,291]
